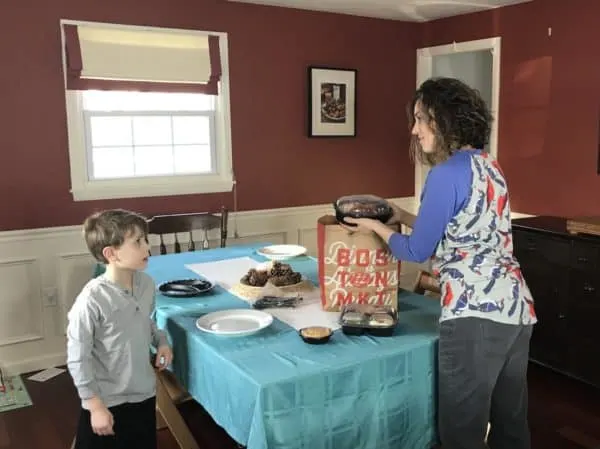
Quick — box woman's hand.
[343,217,396,244]
[342,217,380,233]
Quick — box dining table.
[146,243,441,449]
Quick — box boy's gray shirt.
[66,271,168,409]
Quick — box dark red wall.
[0,0,419,230]
[5,0,595,231]
[422,0,600,217]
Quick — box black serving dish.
[298,326,333,344]
[333,194,393,227]
[339,304,398,336]
[158,279,215,298]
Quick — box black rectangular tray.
[339,303,398,336]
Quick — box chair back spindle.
[412,270,441,297]
[174,234,181,254]
[147,207,229,255]
[159,235,166,255]
[188,231,195,251]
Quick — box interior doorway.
[414,37,501,203]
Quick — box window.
[83,91,216,179]
[60,21,233,201]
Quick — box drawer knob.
[583,284,596,293]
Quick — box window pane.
[82,91,214,112]
[92,147,134,179]
[174,145,212,173]
[172,116,210,145]
[89,117,132,147]
[134,146,174,176]
[132,116,172,146]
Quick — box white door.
[414,38,501,204]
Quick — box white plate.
[195,309,273,337]
[256,244,307,261]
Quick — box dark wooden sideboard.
[512,216,600,388]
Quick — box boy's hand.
[88,400,114,436]
[155,344,173,371]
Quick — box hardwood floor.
[0,363,599,449]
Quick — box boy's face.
[106,227,150,271]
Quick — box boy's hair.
[83,209,149,263]
[408,77,493,166]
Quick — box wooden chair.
[412,269,441,297]
[147,206,229,254]
[155,369,200,449]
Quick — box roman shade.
[63,23,222,94]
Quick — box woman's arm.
[345,161,470,263]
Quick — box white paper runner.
[185,256,260,289]
[267,290,341,331]
[185,257,341,331]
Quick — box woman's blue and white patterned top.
[389,149,537,325]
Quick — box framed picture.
[307,66,357,137]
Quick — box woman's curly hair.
[408,77,493,166]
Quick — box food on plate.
[240,261,302,287]
[322,99,346,120]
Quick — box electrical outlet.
[43,287,58,307]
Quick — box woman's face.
[411,101,435,154]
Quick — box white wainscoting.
[0,197,532,375]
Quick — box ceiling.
[226,0,533,22]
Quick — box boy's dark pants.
[74,396,156,449]
[438,317,533,449]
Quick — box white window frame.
[414,37,501,205]
[60,19,234,201]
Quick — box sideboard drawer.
[571,241,600,271]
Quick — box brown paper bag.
[317,215,401,311]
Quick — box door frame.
[414,37,502,203]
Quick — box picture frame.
[307,66,357,137]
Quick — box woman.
[346,77,536,449]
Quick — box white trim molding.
[415,36,501,204]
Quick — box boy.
[67,209,173,449]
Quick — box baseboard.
[3,352,67,377]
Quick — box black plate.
[158,279,215,298]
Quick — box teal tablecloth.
[145,244,440,449]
